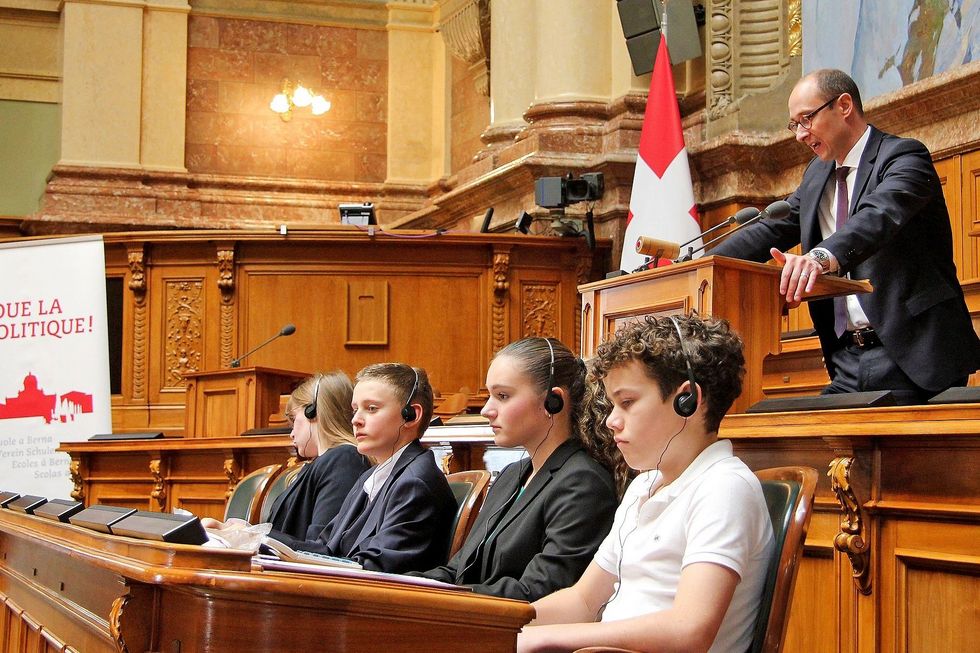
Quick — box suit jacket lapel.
[357,439,425,538]
[486,439,581,541]
[850,126,883,214]
[801,160,834,250]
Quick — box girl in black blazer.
[265,371,371,540]
[203,371,370,540]
[415,338,619,601]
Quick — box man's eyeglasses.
[787,95,839,133]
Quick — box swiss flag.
[620,38,702,272]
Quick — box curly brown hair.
[590,314,745,433]
[580,370,632,498]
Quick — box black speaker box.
[109,511,208,545]
[746,391,897,413]
[34,499,85,523]
[89,431,164,441]
[69,505,137,533]
[616,0,702,75]
[0,491,20,508]
[928,386,980,404]
[240,426,291,437]
[8,495,48,514]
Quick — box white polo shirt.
[594,439,774,653]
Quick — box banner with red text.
[0,235,111,498]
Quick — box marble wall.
[185,16,388,182]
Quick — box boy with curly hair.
[519,314,774,653]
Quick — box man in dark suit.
[712,69,979,403]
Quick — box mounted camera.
[534,173,604,209]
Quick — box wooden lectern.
[579,255,871,412]
[183,366,308,437]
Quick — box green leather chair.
[223,464,282,523]
[258,461,307,524]
[446,469,492,557]
[749,466,818,653]
[574,466,818,653]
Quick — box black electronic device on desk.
[109,511,208,545]
[69,505,137,533]
[34,498,85,523]
[8,495,47,514]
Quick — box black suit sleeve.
[352,473,451,573]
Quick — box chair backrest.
[749,466,818,653]
[258,460,307,524]
[223,464,282,522]
[446,469,492,557]
[433,392,469,419]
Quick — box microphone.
[635,236,681,260]
[230,324,296,368]
[479,207,494,233]
[687,200,792,259]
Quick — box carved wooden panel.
[126,247,148,401]
[164,280,205,389]
[216,246,236,367]
[520,282,558,338]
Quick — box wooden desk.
[59,435,295,518]
[0,510,533,652]
[421,405,980,653]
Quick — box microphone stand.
[230,327,294,368]
[679,212,766,261]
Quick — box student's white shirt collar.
[363,441,411,502]
[639,438,734,502]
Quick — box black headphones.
[542,338,564,415]
[668,316,699,418]
[401,367,420,422]
[303,376,321,419]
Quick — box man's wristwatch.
[806,249,832,273]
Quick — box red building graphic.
[59,391,94,422]
[0,373,93,424]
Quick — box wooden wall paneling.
[964,150,980,275]
[346,278,388,345]
[782,509,840,653]
[215,243,237,369]
[936,157,968,281]
[237,262,488,398]
[82,451,153,511]
[100,232,608,434]
[879,518,980,653]
[167,449,233,519]
[111,244,150,431]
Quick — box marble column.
[531,0,611,105]
[60,0,189,170]
[481,0,535,149]
[141,0,190,172]
[386,0,449,184]
[60,0,145,167]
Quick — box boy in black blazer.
[268,363,455,574]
